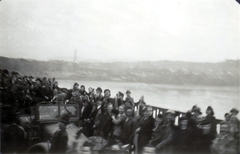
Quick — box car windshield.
[60,105,78,118]
[39,105,59,120]
[38,103,79,121]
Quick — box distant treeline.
[0,56,239,87]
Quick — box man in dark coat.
[114,92,124,109]
[79,100,92,137]
[99,103,115,140]
[87,98,104,136]
[172,116,194,154]
[2,111,27,153]
[205,106,217,140]
[149,110,175,154]
[49,114,70,153]
[136,106,155,154]
[121,107,137,144]
[152,113,164,140]
[102,89,115,112]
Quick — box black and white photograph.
[0,0,239,154]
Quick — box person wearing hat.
[205,106,217,140]
[79,98,93,137]
[125,90,134,108]
[114,91,124,109]
[224,113,231,122]
[121,107,136,145]
[49,114,70,153]
[2,111,27,153]
[87,97,104,136]
[94,87,104,102]
[102,89,115,112]
[99,103,115,140]
[229,107,240,151]
[80,85,87,95]
[230,108,239,117]
[136,107,155,154]
[152,113,164,140]
[190,106,202,124]
[112,105,126,141]
[73,82,79,89]
[172,116,194,154]
[149,109,175,154]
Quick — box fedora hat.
[59,114,70,124]
[230,108,239,114]
[96,87,102,92]
[126,90,131,94]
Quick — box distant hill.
[0,56,239,87]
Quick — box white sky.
[0,0,239,62]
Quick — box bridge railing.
[134,103,222,133]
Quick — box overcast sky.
[0,0,239,62]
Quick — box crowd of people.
[1,69,239,154]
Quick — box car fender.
[27,142,51,153]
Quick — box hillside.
[0,56,239,87]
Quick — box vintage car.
[16,101,89,153]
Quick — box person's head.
[179,117,189,130]
[104,89,111,98]
[53,81,58,87]
[80,85,85,91]
[96,99,102,106]
[73,83,79,89]
[230,108,239,117]
[59,114,70,129]
[118,105,125,114]
[118,92,124,99]
[28,76,34,82]
[88,87,93,93]
[124,101,133,108]
[96,87,102,95]
[126,90,131,97]
[143,107,153,118]
[220,122,231,135]
[165,110,175,123]
[206,106,214,116]
[195,115,206,125]
[202,121,211,135]
[224,113,231,121]
[155,113,164,127]
[83,100,88,107]
[126,108,133,117]
[191,106,202,120]
[35,78,42,86]
[107,103,113,113]
[23,76,28,82]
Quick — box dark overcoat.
[137,116,155,154]
[49,129,68,153]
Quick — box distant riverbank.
[1,56,239,87]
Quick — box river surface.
[58,79,240,120]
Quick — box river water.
[58,79,239,120]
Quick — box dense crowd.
[1,69,239,154]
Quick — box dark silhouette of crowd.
[1,69,239,154]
